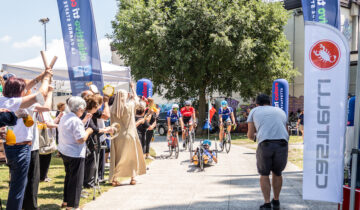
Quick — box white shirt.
[12,105,36,144]
[58,112,86,158]
[0,97,22,111]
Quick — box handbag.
[37,112,57,155]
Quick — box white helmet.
[172,104,179,109]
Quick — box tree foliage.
[111,0,296,124]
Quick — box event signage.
[271,79,289,116]
[301,0,340,29]
[136,78,153,98]
[303,22,349,203]
[57,0,104,96]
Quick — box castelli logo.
[310,40,340,70]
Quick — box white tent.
[1,47,131,92]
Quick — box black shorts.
[256,140,288,176]
[170,122,179,131]
[183,116,191,124]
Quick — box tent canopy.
[1,49,131,82]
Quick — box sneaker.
[259,203,271,210]
[44,177,52,182]
[271,199,280,210]
[146,155,154,160]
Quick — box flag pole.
[349,23,360,210]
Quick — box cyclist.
[180,100,196,148]
[219,100,235,149]
[167,104,184,141]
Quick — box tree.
[111,0,297,129]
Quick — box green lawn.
[0,148,155,209]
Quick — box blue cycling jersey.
[219,107,233,121]
[167,110,182,123]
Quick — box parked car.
[157,112,168,136]
[157,111,185,136]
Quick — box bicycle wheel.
[189,135,193,161]
[168,137,173,157]
[184,134,189,151]
[199,149,204,171]
[175,136,180,159]
[219,134,225,152]
[225,131,231,153]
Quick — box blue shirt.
[167,110,182,123]
[219,107,233,120]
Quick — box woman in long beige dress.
[109,85,146,186]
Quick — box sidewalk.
[84,136,337,210]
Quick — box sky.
[0,0,118,66]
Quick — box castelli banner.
[271,79,289,116]
[57,0,104,96]
[301,0,340,30]
[303,22,349,203]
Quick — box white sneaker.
[146,156,154,160]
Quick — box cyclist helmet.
[203,139,211,146]
[221,100,228,107]
[185,100,191,106]
[172,104,179,110]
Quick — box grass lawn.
[0,148,156,209]
[197,133,304,169]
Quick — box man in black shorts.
[247,94,289,210]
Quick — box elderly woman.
[109,83,146,186]
[0,72,51,210]
[58,96,93,210]
[82,94,113,189]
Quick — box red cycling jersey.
[180,107,195,118]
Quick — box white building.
[283,0,360,111]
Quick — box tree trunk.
[196,87,206,135]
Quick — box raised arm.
[101,95,110,120]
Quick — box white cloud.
[13,36,43,48]
[0,35,12,43]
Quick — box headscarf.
[111,89,128,119]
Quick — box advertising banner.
[272,79,289,116]
[136,78,153,98]
[301,0,340,29]
[303,22,349,203]
[57,0,104,96]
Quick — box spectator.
[39,109,59,183]
[82,94,112,189]
[0,70,51,210]
[247,94,289,210]
[135,101,151,158]
[109,83,146,186]
[297,110,304,138]
[55,102,66,144]
[23,86,54,210]
[145,99,157,159]
[58,96,93,209]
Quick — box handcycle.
[219,121,236,153]
[192,139,218,171]
[168,123,180,159]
